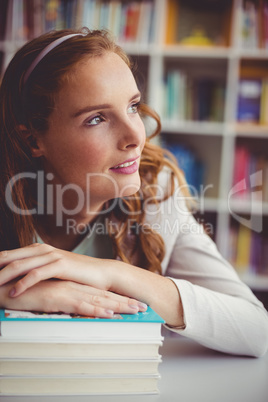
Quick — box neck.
[36,207,104,251]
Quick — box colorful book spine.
[163,70,225,123]
[264,1,268,49]
[228,224,268,276]
[237,79,262,123]
[3,0,156,45]
[162,142,205,194]
[260,79,268,125]
[241,0,259,49]
[232,146,268,202]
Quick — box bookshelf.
[1,0,268,292]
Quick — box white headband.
[23,33,85,85]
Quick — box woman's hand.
[0,243,185,327]
[0,243,147,315]
[0,278,144,317]
[0,243,113,295]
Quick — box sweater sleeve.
[165,227,268,357]
[145,168,268,357]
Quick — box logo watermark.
[4,169,265,235]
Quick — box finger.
[44,285,115,318]
[58,298,115,319]
[61,288,136,317]
[0,251,63,287]
[0,243,52,269]
[76,302,115,319]
[8,259,67,297]
[67,283,147,314]
[67,283,147,312]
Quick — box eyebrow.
[72,91,141,118]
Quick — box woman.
[0,28,267,357]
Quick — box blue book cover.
[0,307,164,340]
[0,306,164,323]
[237,79,262,123]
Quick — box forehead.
[57,52,137,104]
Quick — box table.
[1,336,267,402]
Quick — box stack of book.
[0,307,164,396]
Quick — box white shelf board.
[161,45,232,59]
[235,124,268,138]
[227,199,268,215]
[161,120,225,135]
[194,197,219,213]
[236,48,268,59]
[239,273,268,291]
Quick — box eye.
[127,102,141,114]
[85,114,105,126]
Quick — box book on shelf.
[0,307,164,396]
[228,223,268,276]
[162,141,205,195]
[165,0,232,46]
[240,0,259,49]
[163,69,225,123]
[3,0,155,45]
[264,0,268,49]
[232,145,268,202]
[235,224,252,272]
[237,79,262,123]
[240,0,268,49]
[260,79,268,125]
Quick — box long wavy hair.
[0,28,189,273]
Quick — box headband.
[23,33,85,85]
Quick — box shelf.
[162,120,225,135]
[235,123,268,137]
[239,273,268,291]
[221,199,268,215]
[237,48,268,60]
[195,197,219,212]
[161,45,231,59]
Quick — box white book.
[0,374,160,396]
[0,356,161,376]
[0,338,163,359]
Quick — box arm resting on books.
[0,258,148,318]
[0,244,184,326]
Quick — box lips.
[110,156,140,170]
[112,160,136,169]
[109,156,140,174]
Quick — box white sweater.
[70,168,268,357]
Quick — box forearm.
[165,278,268,357]
[107,259,185,327]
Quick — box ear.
[18,125,44,158]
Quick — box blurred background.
[0,0,268,307]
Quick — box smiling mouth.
[113,160,136,169]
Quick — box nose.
[117,115,145,151]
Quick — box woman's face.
[36,51,146,215]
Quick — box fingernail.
[138,302,147,310]
[9,288,16,297]
[129,305,139,310]
[105,309,114,316]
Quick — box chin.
[119,177,141,197]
